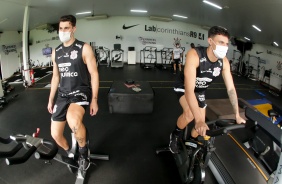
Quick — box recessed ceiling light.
[273,42,279,46]
[203,0,222,9]
[0,18,8,24]
[130,10,147,13]
[252,25,261,32]
[76,11,92,15]
[173,15,188,19]
[244,37,250,41]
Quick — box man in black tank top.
[169,26,246,154]
[47,15,99,169]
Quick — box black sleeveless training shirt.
[174,46,223,92]
[55,39,91,94]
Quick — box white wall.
[74,16,210,64]
[239,44,282,90]
[0,31,22,79]
[0,16,281,90]
[29,30,59,68]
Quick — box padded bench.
[205,98,252,120]
[108,81,154,114]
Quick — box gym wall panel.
[244,44,282,90]
[29,30,59,68]
[0,15,281,88]
[0,31,22,79]
[75,16,211,64]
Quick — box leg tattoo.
[72,126,85,145]
[76,137,84,144]
[72,126,78,134]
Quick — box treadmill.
[157,47,173,70]
[111,44,124,68]
[208,107,281,184]
[95,46,111,67]
[140,46,157,69]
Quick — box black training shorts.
[51,90,91,122]
[173,87,207,108]
[173,58,181,65]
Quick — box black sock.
[79,145,88,158]
[173,125,184,137]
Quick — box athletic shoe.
[66,149,78,174]
[66,149,74,159]
[169,133,180,154]
[78,148,91,171]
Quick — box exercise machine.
[111,44,124,68]
[0,79,3,98]
[1,80,15,95]
[0,128,109,184]
[209,107,282,184]
[231,50,242,75]
[156,116,251,183]
[140,46,157,69]
[156,47,173,70]
[95,46,111,67]
[246,54,264,81]
[157,106,282,184]
[0,94,18,109]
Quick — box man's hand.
[47,101,54,114]
[90,100,98,116]
[236,116,246,124]
[194,121,210,136]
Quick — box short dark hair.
[208,26,230,39]
[59,15,76,27]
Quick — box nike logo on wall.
[122,24,139,30]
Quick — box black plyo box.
[108,81,154,114]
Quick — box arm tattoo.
[227,89,239,114]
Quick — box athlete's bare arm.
[222,57,246,124]
[48,51,60,114]
[82,43,99,116]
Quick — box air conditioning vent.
[35,23,52,30]
[201,25,211,30]
[85,14,108,20]
[149,16,172,22]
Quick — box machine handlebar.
[6,146,37,165]
[0,136,13,144]
[34,140,58,160]
[0,129,58,165]
[205,119,255,137]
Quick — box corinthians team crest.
[213,67,221,77]
[70,50,78,60]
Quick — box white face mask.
[211,39,228,59]
[59,31,71,43]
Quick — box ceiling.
[0,0,281,48]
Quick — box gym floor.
[0,64,281,184]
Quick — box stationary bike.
[156,119,249,184]
[0,94,19,109]
[0,128,109,184]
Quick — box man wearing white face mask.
[47,15,99,170]
[169,26,246,154]
[172,43,183,74]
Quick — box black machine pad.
[108,81,154,114]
